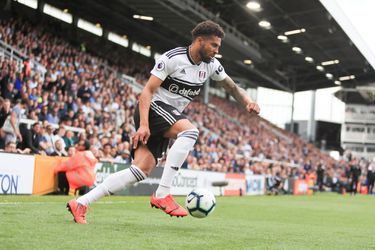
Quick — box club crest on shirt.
[156,61,165,71]
[198,71,207,81]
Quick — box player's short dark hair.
[191,20,225,40]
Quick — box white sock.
[77,165,146,205]
[156,129,199,198]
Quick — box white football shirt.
[151,47,227,112]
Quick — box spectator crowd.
[0,17,374,195]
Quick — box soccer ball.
[185,189,216,218]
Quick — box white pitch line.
[0,200,142,206]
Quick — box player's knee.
[133,145,157,177]
[131,163,153,177]
[139,167,151,177]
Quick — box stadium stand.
[0,16,373,195]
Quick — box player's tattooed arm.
[217,76,260,114]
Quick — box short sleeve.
[210,58,228,81]
[150,54,173,81]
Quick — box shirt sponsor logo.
[168,84,201,99]
[216,65,224,75]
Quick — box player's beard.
[198,47,212,63]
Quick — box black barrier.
[94,162,163,196]
[127,167,163,196]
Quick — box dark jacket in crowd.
[21,127,43,154]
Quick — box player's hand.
[132,125,150,149]
[246,102,260,114]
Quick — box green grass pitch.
[1,194,374,250]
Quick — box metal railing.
[0,39,24,71]
[0,39,46,79]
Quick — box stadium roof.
[43,0,375,92]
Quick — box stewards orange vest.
[54,151,98,189]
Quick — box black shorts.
[132,101,186,162]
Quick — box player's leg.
[155,118,198,198]
[67,145,155,224]
[149,118,198,217]
[76,145,154,205]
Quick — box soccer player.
[67,20,260,224]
